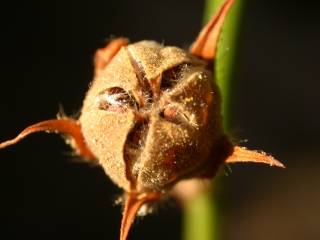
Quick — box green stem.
[183,1,244,240]
[213,0,243,131]
[184,186,218,240]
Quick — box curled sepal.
[225,146,285,168]
[120,192,161,240]
[190,0,234,60]
[0,118,95,160]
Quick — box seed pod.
[80,40,224,193]
[0,1,284,240]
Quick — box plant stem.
[212,0,243,131]
[183,1,244,240]
[184,185,218,240]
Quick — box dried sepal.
[94,38,129,75]
[120,192,161,240]
[225,146,285,168]
[0,118,95,160]
[190,0,234,60]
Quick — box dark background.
[0,0,319,239]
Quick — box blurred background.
[0,0,319,239]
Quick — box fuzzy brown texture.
[80,41,225,193]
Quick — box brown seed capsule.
[80,40,223,193]
[0,1,284,240]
